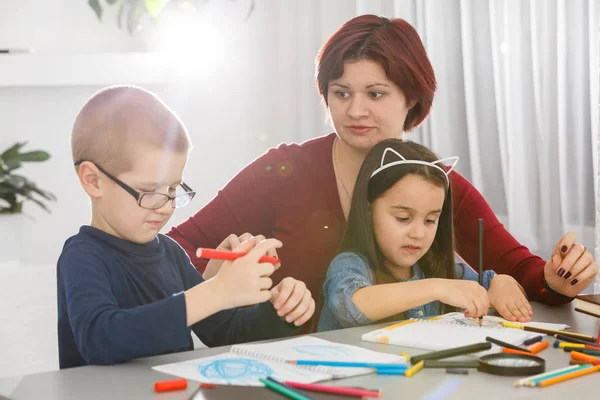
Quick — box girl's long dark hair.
[339,139,457,319]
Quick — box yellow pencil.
[537,364,600,387]
[405,360,425,377]
[559,343,586,349]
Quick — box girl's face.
[327,59,412,153]
[371,174,445,275]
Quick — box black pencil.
[486,336,531,352]
[478,219,484,326]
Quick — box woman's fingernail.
[557,268,565,277]
[561,245,568,253]
[564,272,572,280]
[570,279,578,286]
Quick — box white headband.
[370,147,459,185]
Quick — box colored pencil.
[555,341,600,350]
[411,342,491,364]
[376,368,410,375]
[570,351,600,363]
[536,364,600,387]
[513,365,582,387]
[289,360,406,369]
[260,377,314,400]
[283,382,381,398]
[478,219,483,326]
[525,365,588,387]
[527,340,549,354]
[502,348,536,356]
[563,347,600,356]
[486,336,531,352]
[555,333,598,345]
[196,248,281,265]
[502,322,597,343]
[405,360,425,377]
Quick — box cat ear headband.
[370,147,459,185]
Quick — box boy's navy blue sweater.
[57,226,296,369]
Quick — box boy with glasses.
[58,85,315,369]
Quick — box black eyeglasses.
[74,160,196,210]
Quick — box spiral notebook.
[361,313,551,355]
[153,336,406,386]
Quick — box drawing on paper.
[450,315,501,329]
[292,345,355,357]
[197,358,273,381]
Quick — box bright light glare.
[155,9,230,76]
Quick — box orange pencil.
[527,340,549,354]
[570,351,600,364]
[502,348,534,356]
[537,364,600,387]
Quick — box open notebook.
[153,336,406,386]
[361,312,568,355]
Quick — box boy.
[57,86,315,369]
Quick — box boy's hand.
[544,232,597,298]
[488,274,533,322]
[202,233,281,280]
[270,278,315,327]
[212,238,282,309]
[436,280,490,318]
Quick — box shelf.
[0,53,175,87]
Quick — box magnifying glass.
[423,353,545,376]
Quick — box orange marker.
[200,383,217,389]
[527,340,549,354]
[537,364,600,387]
[154,378,187,393]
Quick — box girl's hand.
[488,274,532,322]
[437,280,490,318]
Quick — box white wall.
[0,0,331,265]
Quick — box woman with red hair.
[169,15,597,332]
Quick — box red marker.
[196,248,281,265]
[154,378,187,393]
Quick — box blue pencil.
[376,368,409,375]
[289,360,407,369]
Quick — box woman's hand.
[544,232,597,298]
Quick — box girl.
[318,140,532,331]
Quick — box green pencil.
[259,377,314,400]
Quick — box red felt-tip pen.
[154,378,187,392]
[196,248,281,265]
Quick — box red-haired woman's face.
[327,59,411,152]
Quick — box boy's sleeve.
[322,253,375,328]
[191,302,298,347]
[59,244,191,365]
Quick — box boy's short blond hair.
[72,85,191,175]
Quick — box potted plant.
[87,0,255,34]
[0,142,56,266]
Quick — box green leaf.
[127,1,146,34]
[144,0,169,17]
[13,151,50,163]
[0,142,26,160]
[88,0,103,20]
[106,0,120,4]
